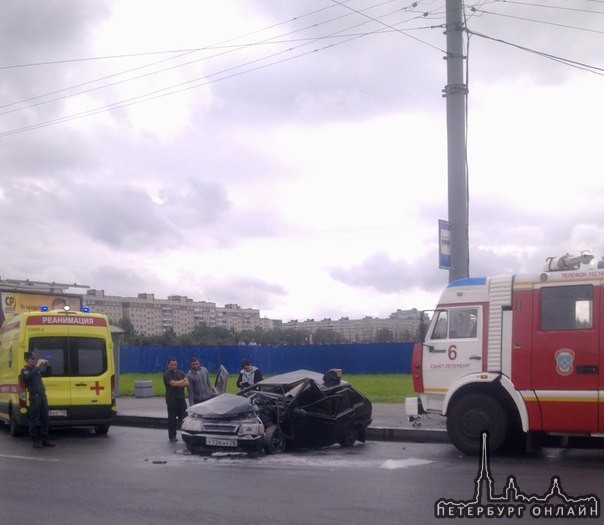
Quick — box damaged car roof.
[255,369,348,389]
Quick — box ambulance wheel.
[447,394,507,455]
[94,424,110,435]
[9,410,26,437]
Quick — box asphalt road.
[1,426,602,524]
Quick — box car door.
[294,394,340,447]
[531,283,599,433]
[331,388,356,442]
[214,365,229,394]
[290,381,335,447]
[422,306,483,396]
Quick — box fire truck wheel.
[447,394,508,455]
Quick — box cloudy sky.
[1,1,603,322]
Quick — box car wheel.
[447,393,508,455]
[94,424,110,435]
[9,409,25,437]
[339,426,358,447]
[357,425,367,443]
[264,425,286,454]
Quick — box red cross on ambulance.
[90,381,105,395]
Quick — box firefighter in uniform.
[20,352,55,448]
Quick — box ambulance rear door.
[27,334,72,415]
[27,314,113,419]
[65,319,113,413]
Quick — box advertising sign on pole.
[439,219,451,270]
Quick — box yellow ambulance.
[0,306,116,436]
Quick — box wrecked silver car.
[181,369,373,454]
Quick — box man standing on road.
[20,352,55,448]
[163,358,188,443]
[186,358,213,406]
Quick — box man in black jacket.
[20,352,55,448]
[163,358,188,442]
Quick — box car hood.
[187,393,256,418]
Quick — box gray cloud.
[0,1,601,322]
[330,251,445,294]
[202,276,288,310]
[87,265,151,297]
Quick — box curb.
[366,426,450,444]
[113,415,450,443]
[114,415,167,429]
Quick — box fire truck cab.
[408,251,604,454]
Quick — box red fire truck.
[408,251,604,454]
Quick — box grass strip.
[118,373,415,404]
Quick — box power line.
[471,6,604,35]
[0,0,362,110]
[330,0,445,52]
[490,0,604,16]
[0,1,352,70]
[465,29,604,76]
[1,0,436,115]
[1,1,446,137]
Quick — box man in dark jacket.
[20,352,55,448]
[163,358,188,442]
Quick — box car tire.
[264,425,286,454]
[447,393,508,456]
[357,425,367,443]
[339,426,358,447]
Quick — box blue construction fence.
[119,342,415,376]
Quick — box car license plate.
[49,410,67,417]
[206,437,237,447]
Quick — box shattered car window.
[305,395,338,416]
[295,381,322,406]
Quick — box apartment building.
[84,290,419,341]
[1,280,419,342]
[84,290,265,336]
[285,308,421,343]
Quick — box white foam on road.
[380,458,434,470]
[0,454,59,462]
[152,449,437,471]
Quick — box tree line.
[118,319,416,346]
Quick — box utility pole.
[444,0,469,282]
